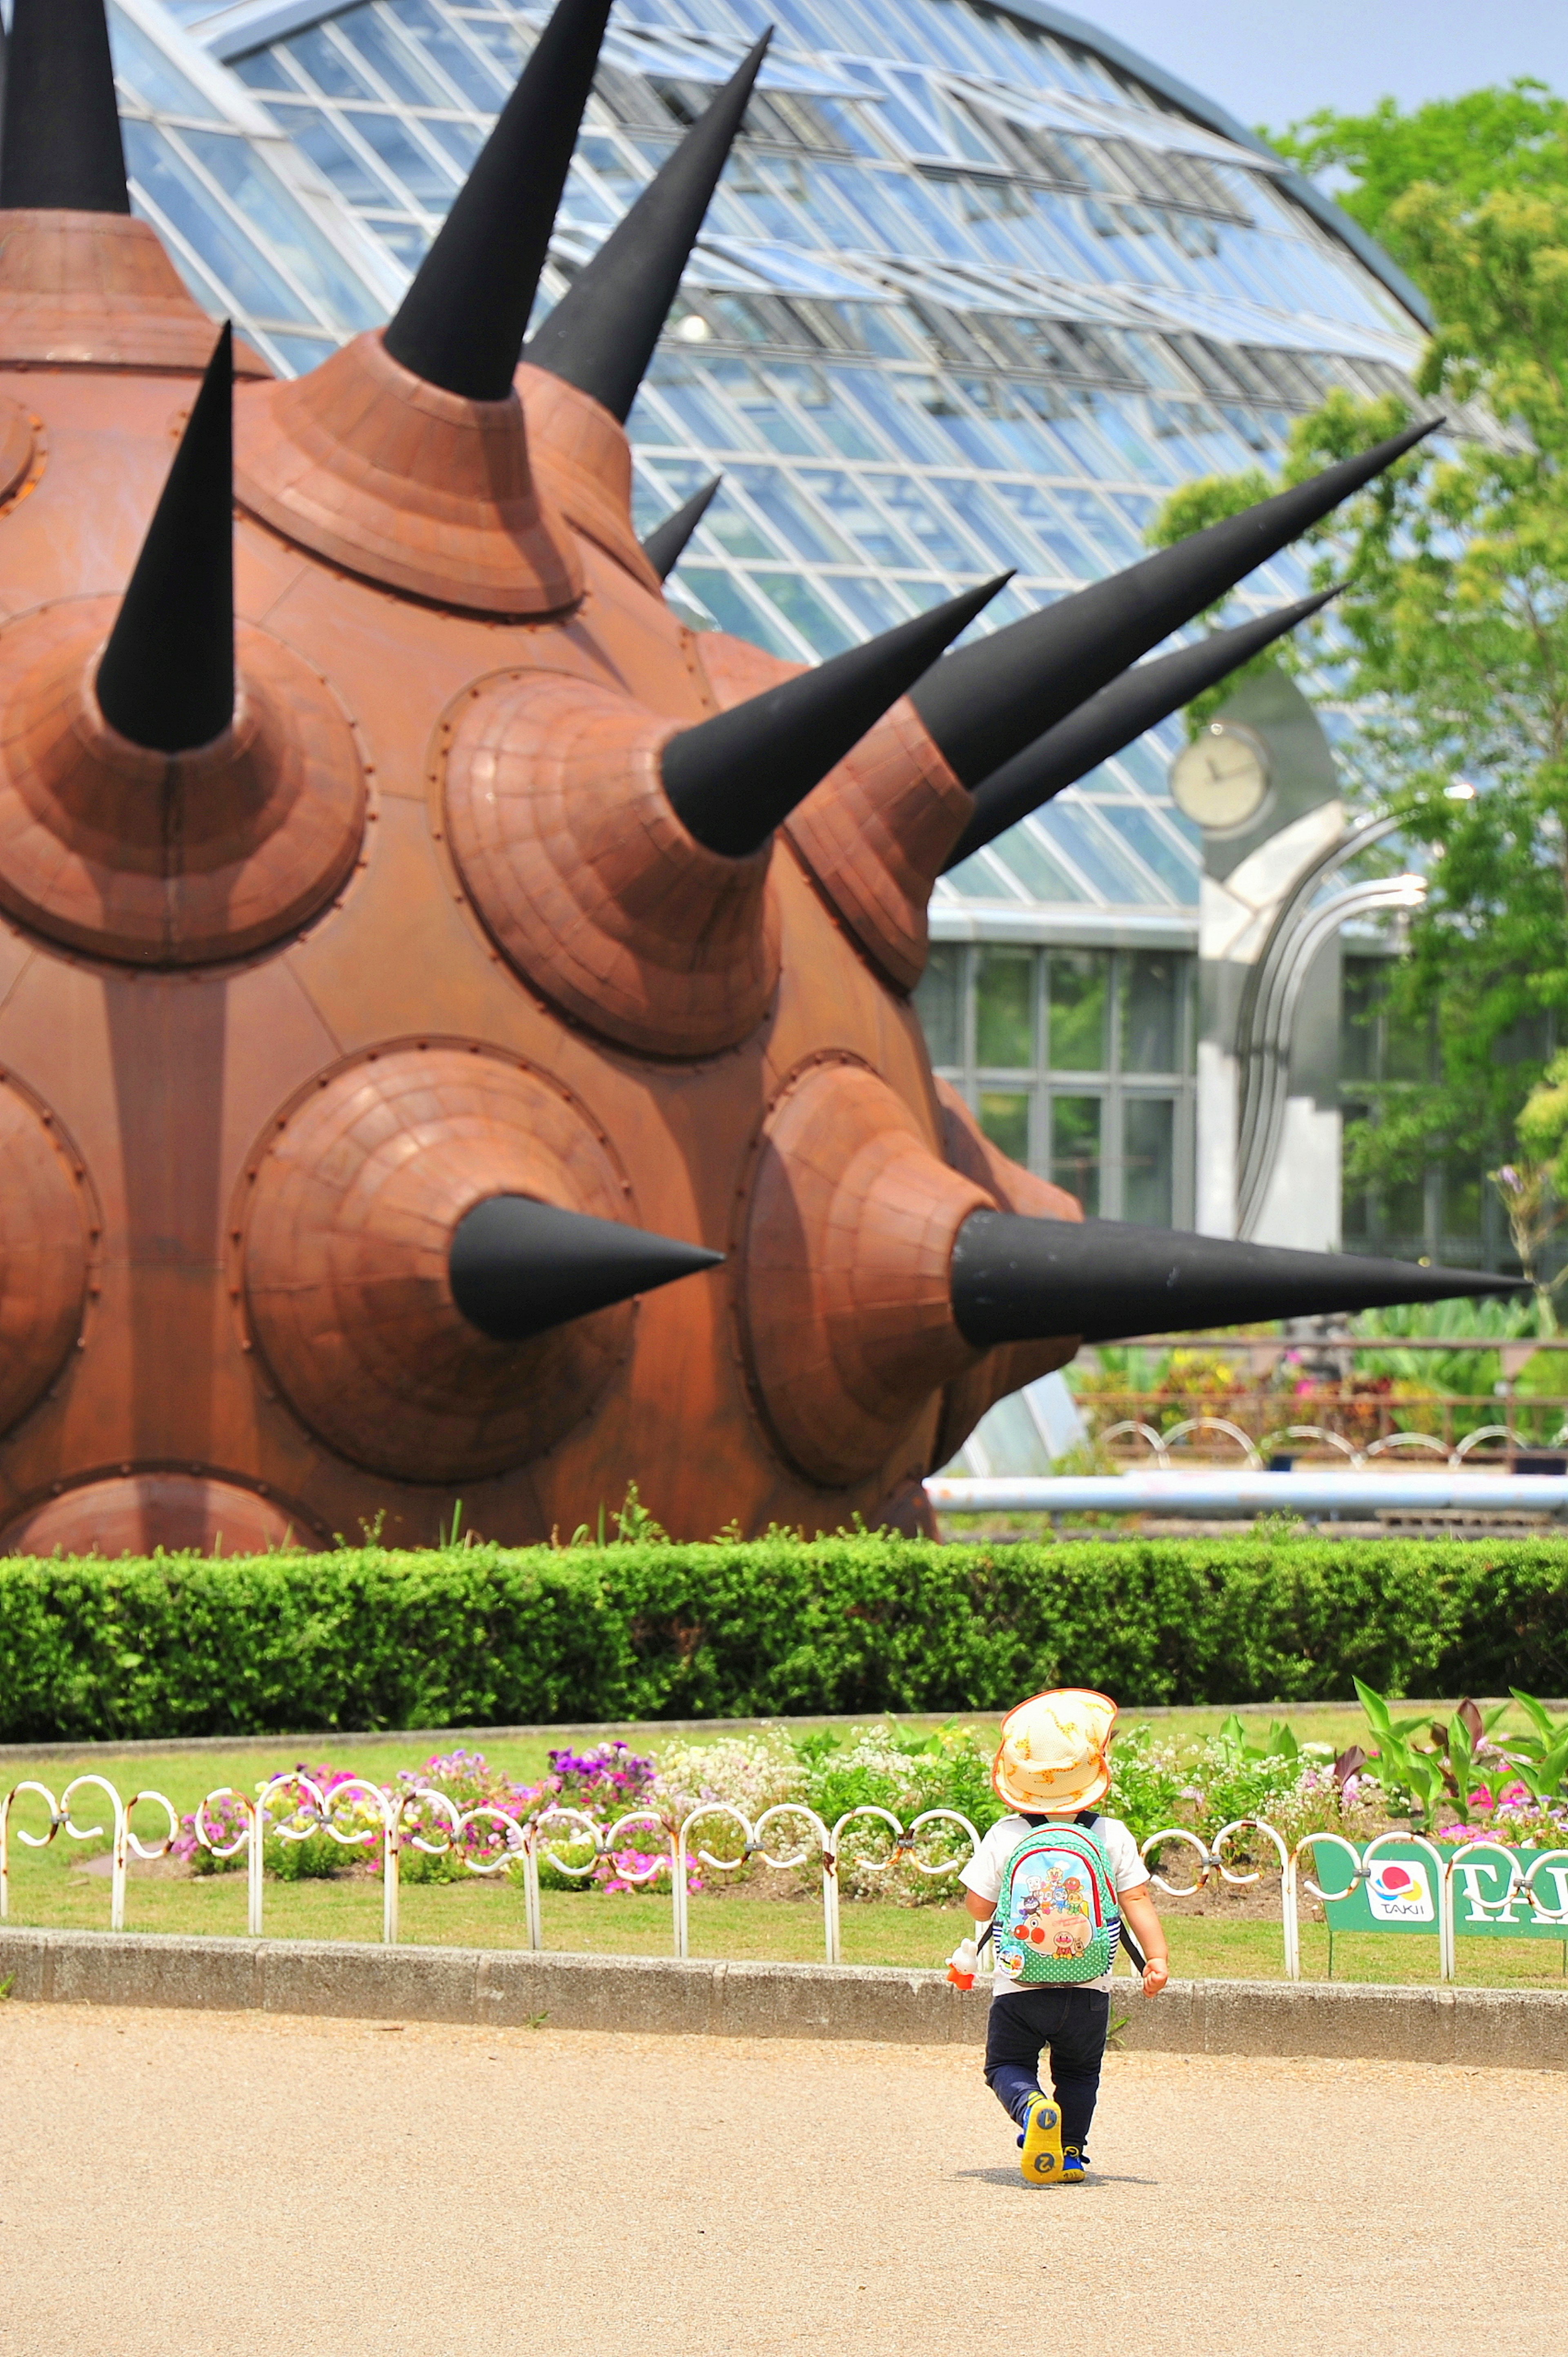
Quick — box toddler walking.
[957,1687,1168,2184]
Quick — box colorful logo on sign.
[1366,1860,1434,1922]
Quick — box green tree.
[1152,87,1568,1210]
[1272,80,1568,253]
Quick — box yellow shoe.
[1019,2093,1063,2185]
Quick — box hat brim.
[993,1757,1113,1814]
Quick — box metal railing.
[1088,1408,1516,1472]
[0,1776,177,1932]
[1138,1820,1568,1981]
[0,1775,981,1964]
[926,1470,1568,1517]
[9,1776,1561,1987]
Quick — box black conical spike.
[945,588,1340,869]
[643,475,722,581]
[450,1195,722,1342]
[96,326,234,756]
[0,0,128,214]
[526,34,771,422]
[383,0,614,401]
[662,575,1010,860]
[949,1210,1528,1351]
[910,419,1437,789]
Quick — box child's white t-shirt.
[960,1812,1149,1996]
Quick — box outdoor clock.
[1169,720,1272,831]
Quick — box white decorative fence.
[8,1778,1567,1981]
[0,1776,982,1963]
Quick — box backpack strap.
[1075,1810,1147,1973]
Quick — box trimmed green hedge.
[2,1535,1566,1741]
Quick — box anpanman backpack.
[992,1816,1121,1986]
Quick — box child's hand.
[1142,1958,1169,1998]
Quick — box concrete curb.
[4,1929,1568,2068]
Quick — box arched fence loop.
[1139,1826,1210,1897]
[823,1805,906,1967]
[904,1810,984,1878]
[1362,1829,1452,1981]
[0,1782,63,1923]
[1454,1425,1510,1463]
[1363,1430,1448,1461]
[2,1775,178,1934]
[751,1802,834,1961]
[1522,1846,1568,1923]
[1257,1425,1361,1465]
[1212,1816,1291,1973]
[31,1778,1552,1989]
[1161,1416,1264,1470]
[674,1802,752,1960]
[1097,1418,1170,1467]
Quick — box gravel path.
[0,2003,1560,2355]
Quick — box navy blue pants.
[984,1987,1109,2152]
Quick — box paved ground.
[0,2004,1562,2356]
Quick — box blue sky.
[1072,0,1568,135]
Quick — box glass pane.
[179,128,386,328]
[1051,1095,1102,1214]
[678,568,802,661]
[1048,950,1109,1072]
[755,573,855,657]
[284,27,380,100]
[1122,953,1182,1074]
[274,106,396,205]
[979,1090,1030,1165]
[1123,1098,1174,1226]
[347,109,459,205]
[914,942,962,1067]
[975,947,1036,1068]
[109,9,223,118]
[124,123,307,321]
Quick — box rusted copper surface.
[243,1047,644,1481]
[516,364,663,595]
[0,1472,318,1557]
[739,1058,992,1488]
[694,626,964,989]
[0,1076,94,1438]
[0,198,1077,1552]
[0,601,365,961]
[234,331,582,616]
[0,398,38,510]
[930,1079,1083,1469]
[442,668,780,1057]
[0,211,271,376]
[786,700,973,992]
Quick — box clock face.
[1169,723,1271,831]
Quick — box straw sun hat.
[992,1688,1118,1814]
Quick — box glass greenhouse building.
[108,0,1434,1239]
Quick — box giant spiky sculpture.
[0,0,1519,1553]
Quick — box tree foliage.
[1154,86,1568,1196]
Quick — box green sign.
[1312,1840,1568,1941]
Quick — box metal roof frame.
[181,0,1432,332]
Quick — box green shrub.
[3,1534,1568,1741]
